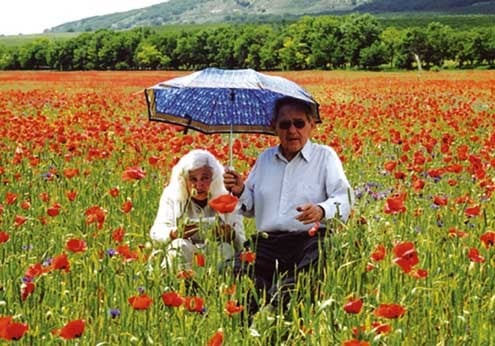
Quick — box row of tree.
[1,14,494,71]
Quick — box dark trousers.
[234,229,327,316]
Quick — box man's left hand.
[296,204,324,224]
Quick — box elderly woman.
[150,149,245,269]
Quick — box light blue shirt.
[239,140,353,232]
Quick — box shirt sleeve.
[318,147,354,222]
[149,190,179,243]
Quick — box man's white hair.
[163,149,228,202]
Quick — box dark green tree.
[424,22,454,68]
[340,14,383,68]
[359,42,388,70]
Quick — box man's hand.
[223,169,245,197]
[296,204,324,224]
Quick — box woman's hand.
[214,223,235,243]
[183,223,200,238]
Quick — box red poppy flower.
[207,328,224,346]
[85,205,106,229]
[208,194,238,214]
[14,215,27,227]
[109,187,120,197]
[433,195,448,206]
[162,291,184,307]
[177,270,195,279]
[409,268,428,279]
[448,227,468,238]
[370,244,386,262]
[39,192,49,202]
[116,245,139,262]
[465,205,481,217]
[122,166,146,181]
[366,263,375,272]
[20,282,35,301]
[0,316,29,341]
[47,203,62,217]
[480,231,495,248]
[52,319,85,339]
[128,294,153,310]
[467,247,485,263]
[148,155,160,165]
[121,199,133,213]
[65,238,87,253]
[344,298,363,314]
[51,253,70,272]
[25,263,47,279]
[392,241,419,273]
[384,193,406,214]
[384,160,397,172]
[352,325,366,338]
[20,200,31,210]
[66,190,77,202]
[343,340,370,346]
[222,284,236,296]
[225,300,244,316]
[184,296,205,313]
[5,192,17,205]
[63,168,79,179]
[112,227,125,243]
[239,250,256,264]
[194,252,206,267]
[374,303,406,319]
[0,231,9,244]
[371,321,392,335]
[412,178,425,192]
[448,179,458,186]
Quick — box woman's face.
[186,166,213,201]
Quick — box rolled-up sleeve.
[319,148,354,222]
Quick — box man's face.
[186,166,213,201]
[274,104,315,160]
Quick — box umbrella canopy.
[145,67,320,136]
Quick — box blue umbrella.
[145,67,320,164]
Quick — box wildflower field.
[0,70,494,345]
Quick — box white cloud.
[0,0,166,36]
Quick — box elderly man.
[224,96,353,315]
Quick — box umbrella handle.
[229,124,233,168]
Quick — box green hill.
[44,0,495,33]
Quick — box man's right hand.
[223,169,245,197]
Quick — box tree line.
[1,14,494,71]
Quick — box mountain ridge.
[47,0,495,33]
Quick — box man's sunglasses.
[277,119,307,130]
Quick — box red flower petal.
[208,194,238,214]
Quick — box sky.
[0,1,167,36]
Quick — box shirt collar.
[274,140,313,162]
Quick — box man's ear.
[307,117,316,130]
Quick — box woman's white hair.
[163,149,228,203]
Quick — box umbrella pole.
[229,124,233,169]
